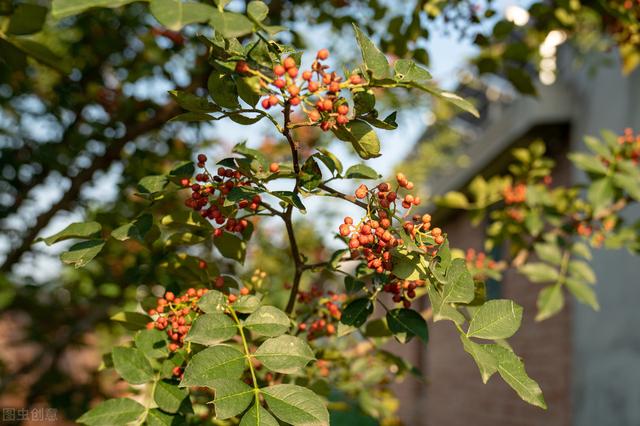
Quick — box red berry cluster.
[616,128,640,164]
[339,174,447,307]
[237,49,364,132]
[465,248,502,280]
[147,288,208,352]
[181,154,260,237]
[297,286,345,340]
[383,279,426,308]
[503,183,527,205]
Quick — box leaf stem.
[228,306,261,405]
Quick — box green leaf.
[181,345,246,386]
[214,231,247,263]
[4,37,70,73]
[460,335,497,383]
[533,243,562,266]
[344,164,379,179]
[261,384,329,426]
[209,9,255,38]
[386,309,428,344]
[111,214,152,242]
[565,278,599,311]
[254,335,315,374]
[344,276,365,294]
[333,120,381,160]
[208,72,239,109]
[244,306,290,337]
[60,240,105,268]
[353,91,376,115]
[272,191,306,212]
[340,298,373,327]
[209,379,253,419]
[519,262,559,283]
[147,409,186,426]
[198,290,228,313]
[111,311,152,331]
[236,76,262,107]
[535,284,564,322]
[315,150,343,175]
[137,175,168,194]
[135,329,169,359]
[7,3,48,35]
[587,177,615,215]
[77,398,145,426]
[353,24,390,79]
[186,313,237,345]
[436,191,470,209]
[393,59,431,84]
[612,172,640,201]
[170,90,221,113]
[233,295,261,313]
[442,258,476,303]
[482,345,547,409]
[112,347,154,385]
[52,0,137,19]
[568,260,596,284]
[467,300,523,340]
[154,379,191,414]
[40,221,102,245]
[421,85,480,117]
[300,157,323,191]
[247,1,268,22]
[428,286,465,324]
[568,152,608,175]
[149,0,215,31]
[239,403,279,426]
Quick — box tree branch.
[0,102,181,273]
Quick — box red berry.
[274,78,285,88]
[180,178,190,187]
[269,163,280,173]
[268,94,279,106]
[290,96,301,106]
[308,81,319,92]
[197,154,207,163]
[235,61,250,74]
[287,67,298,78]
[355,184,368,199]
[274,65,285,76]
[336,115,348,125]
[261,98,271,109]
[349,74,363,84]
[308,110,320,121]
[228,294,237,303]
[165,291,175,302]
[302,71,313,80]
[283,57,296,69]
[240,287,250,296]
[344,216,353,225]
[337,105,349,115]
[198,260,207,269]
[329,82,340,93]
[322,99,333,111]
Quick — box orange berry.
[240,287,250,296]
[288,85,300,96]
[302,70,313,80]
[283,57,296,69]
[274,65,285,76]
[269,163,280,173]
[337,104,349,115]
[317,48,329,60]
[228,294,237,303]
[349,74,362,84]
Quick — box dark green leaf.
[198,290,227,313]
[60,240,105,268]
[333,119,381,160]
[344,164,379,179]
[386,308,428,344]
[254,335,315,373]
[112,347,154,385]
[210,379,253,419]
[208,72,240,109]
[149,0,215,30]
[261,384,329,426]
[111,214,153,242]
[154,379,192,414]
[40,221,102,245]
[181,345,246,386]
[186,313,237,345]
[239,403,279,426]
[214,231,247,263]
[340,298,373,327]
[111,311,152,331]
[244,306,290,337]
[77,398,145,426]
[7,4,48,35]
[135,329,169,359]
[353,24,389,79]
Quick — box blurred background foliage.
[0,0,638,423]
